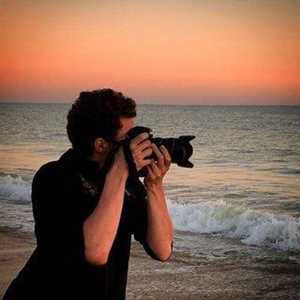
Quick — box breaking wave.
[1,174,299,252]
[0,174,31,202]
[169,199,300,252]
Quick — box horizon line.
[0,101,300,107]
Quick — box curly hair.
[67,88,136,156]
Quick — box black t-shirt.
[3,149,160,300]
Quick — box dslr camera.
[121,126,195,177]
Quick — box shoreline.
[1,227,300,299]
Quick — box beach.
[1,0,300,295]
[1,104,300,299]
[1,227,300,300]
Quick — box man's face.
[115,117,136,142]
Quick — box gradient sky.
[0,0,299,104]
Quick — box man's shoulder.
[32,161,62,187]
[32,156,80,198]
[35,149,76,179]
[35,160,60,177]
[33,154,75,184]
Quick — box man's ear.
[94,138,110,153]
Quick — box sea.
[1,103,300,263]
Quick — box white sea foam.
[168,199,300,252]
[1,174,299,252]
[0,175,31,202]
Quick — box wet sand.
[1,228,300,299]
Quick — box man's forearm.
[83,163,128,265]
[145,184,174,261]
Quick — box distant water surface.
[0,103,299,255]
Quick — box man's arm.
[144,144,174,261]
[145,183,174,261]
[83,147,128,266]
[83,133,153,266]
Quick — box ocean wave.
[0,175,31,202]
[1,173,300,252]
[169,199,300,252]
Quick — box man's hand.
[129,132,153,171]
[144,144,171,190]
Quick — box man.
[3,88,173,299]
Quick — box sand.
[1,228,300,299]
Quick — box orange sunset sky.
[0,0,299,104]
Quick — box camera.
[122,126,195,177]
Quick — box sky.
[0,0,299,105]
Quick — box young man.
[3,89,173,299]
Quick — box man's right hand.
[129,132,153,171]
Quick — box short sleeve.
[32,163,86,266]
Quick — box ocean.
[1,103,300,262]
